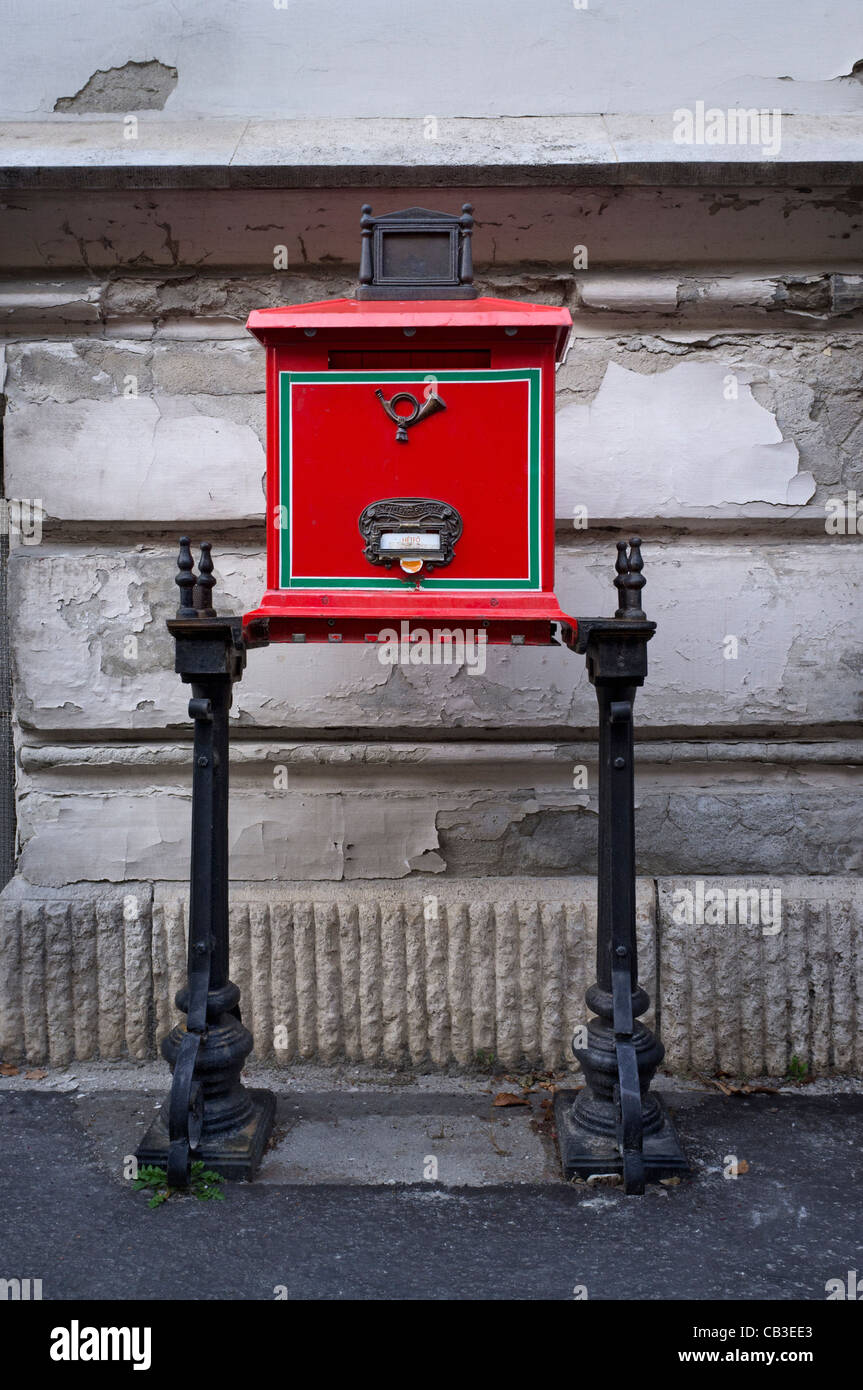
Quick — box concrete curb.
[2,875,861,1075]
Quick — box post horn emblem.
[375,387,446,443]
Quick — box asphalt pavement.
[1,1068,861,1302]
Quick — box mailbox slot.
[329,349,491,368]
[359,498,462,574]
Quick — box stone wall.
[3,877,861,1078]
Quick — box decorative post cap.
[175,536,198,618]
[194,541,217,617]
[614,537,647,620]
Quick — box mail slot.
[358,496,463,575]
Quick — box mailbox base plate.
[244,591,578,646]
[136,1088,276,1182]
[553,1089,691,1184]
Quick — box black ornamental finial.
[614,536,647,620]
[459,203,474,285]
[175,536,198,618]
[359,204,374,286]
[194,541,217,616]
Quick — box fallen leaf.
[493,1091,530,1107]
[660,1176,682,1186]
[709,1078,735,1096]
[24,1069,47,1080]
[736,1159,750,1174]
[701,1075,778,1097]
[0,1063,19,1076]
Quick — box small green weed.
[132,1161,225,1208]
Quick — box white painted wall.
[3,0,863,118]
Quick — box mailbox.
[243,204,576,646]
[137,203,688,1196]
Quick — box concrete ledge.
[658,876,863,1077]
[1,115,861,188]
[2,874,862,1077]
[0,876,654,1070]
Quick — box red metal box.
[243,296,576,645]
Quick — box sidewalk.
[1,1064,861,1301]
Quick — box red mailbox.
[137,205,686,1194]
[243,205,575,646]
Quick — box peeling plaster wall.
[3,189,863,272]
[3,1,863,119]
[557,360,815,512]
[3,256,862,895]
[53,60,178,113]
[6,540,863,739]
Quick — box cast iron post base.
[136,981,276,1181]
[135,540,274,1185]
[556,540,691,1192]
[136,1092,276,1182]
[553,1089,688,1183]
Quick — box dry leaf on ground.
[702,1075,779,1097]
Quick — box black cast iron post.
[554,539,689,1192]
[136,539,274,1186]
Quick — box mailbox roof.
[247,296,572,359]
